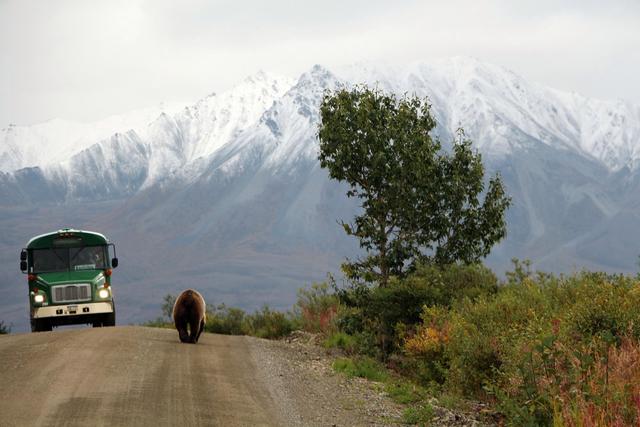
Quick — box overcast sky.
[1,0,639,126]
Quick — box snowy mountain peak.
[350,57,640,168]
[297,64,339,88]
[241,69,276,85]
[2,58,640,186]
[282,64,342,121]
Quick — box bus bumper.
[32,302,114,319]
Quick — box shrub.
[149,294,295,339]
[405,262,498,307]
[563,272,640,341]
[402,269,640,424]
[403,306,451,385]
[243,305,294,339]
[488,274,640,424]
[441,278,555,398]
[294,281,340,334]
[504,258,532,285]
[335,263,498,356]
[0,320,10,334]
[323,331,358,354]
[205,304,247,335]
[370,263,497,335]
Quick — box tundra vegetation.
[146,87,640,425]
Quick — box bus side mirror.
[20,250,27,272]
[111,258,119,268]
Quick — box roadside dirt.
[250,331,405,426]
[0,327,486,426]
[252,331,491,427]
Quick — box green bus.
[20,229,119,332]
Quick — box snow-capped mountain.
[0,102,186,172]
[2,57,640,331]
[340,57,640,169]
[3,57,639,192]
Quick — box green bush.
[402,329,450,385]
[563,272,639,341]
[335,263,498,355]
[402,270,640,425]
[243,305,294,339]
[323,331,358,354]
[150,296,295,339]
[442,279,555,396]
[405,262,498,307]
[205,304,247,335]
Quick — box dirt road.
[0,326,492,426]
[0,327,291,426]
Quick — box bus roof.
[26,229,111,249]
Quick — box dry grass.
[552,336,640,426]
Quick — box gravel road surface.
[0,327,403,426]
[0,326,290,426]
[0,326,488,426]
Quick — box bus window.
[70,246,107,270]
[32,248,69,273]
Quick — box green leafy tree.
[318,86,511,286]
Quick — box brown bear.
[172,289,206,343]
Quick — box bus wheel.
[32,319,52,332]
[104,311,116,327]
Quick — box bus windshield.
[32,246,108,273]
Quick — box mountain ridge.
[4,57,640,185]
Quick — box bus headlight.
[98,289,110,299]
[34,294,44,304]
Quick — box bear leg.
[188,316,200,344]
[175,319,189,343]
[194,318,205,343]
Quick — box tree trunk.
[379,217,389,287]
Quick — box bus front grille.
[52,284,91,303]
